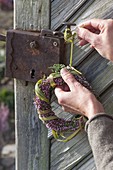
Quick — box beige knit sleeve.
[85,113,113,170]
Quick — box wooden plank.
[63,2,113,67]
[14,0,50,170]
[51,0,113,30]
[51,0,113,98]
[51,0,113,109]
[76,0,113,23]
[14,0,50,30]
[51,0,113,67]
[50,0,113,169]
[51,0,94,30]
[75,155,96,170]
[50,131,92,170]
[72,1,113,66]
[77,51,113,95]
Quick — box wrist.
[85,95,104,119]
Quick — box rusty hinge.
[2,29,65,82]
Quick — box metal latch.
[1,29,65,82]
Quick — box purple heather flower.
[0,103,9,132]
[34,69,88,135]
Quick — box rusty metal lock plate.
[6,29,65,82]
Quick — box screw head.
[30,41,37,49]
[53,41,58,47]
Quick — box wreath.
[34,27,93,142]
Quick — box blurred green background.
[0,1,15,170]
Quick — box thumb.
[54,87,66,100]
[60,68,77,91]
[77,27,99,46]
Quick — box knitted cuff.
[85,113,113,132]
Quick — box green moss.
[0,88,14,111]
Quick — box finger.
[79,19,105,31]
[77,27,99,46]
[55,87,70,106]
[79,39,89,46]
[77,35,82,40]
[54,87,68,100]
[78,35,89,46]
[60,68,79,91]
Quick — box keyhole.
[30,69,35,78]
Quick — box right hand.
[55,68,104,119]
[77,19,113,62]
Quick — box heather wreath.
[34,64,92,142]
[34,27,93,142]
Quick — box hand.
[77,19,113,62]
[55,68,104,119]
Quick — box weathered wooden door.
[50,0,113,169]
[15,0,113,170]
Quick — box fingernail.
[72,26,79,33]
[75,26,80,33]
[60,67,68,75]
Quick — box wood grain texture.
[50,131,91,170]
[51,0,113,66]
[51,0,94,30]
[75,155,96,170]
[77,52,113,95]
[14,0,50,169]
[14,0,50,30]
[50,0,113,169]
[51,0,113,97]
